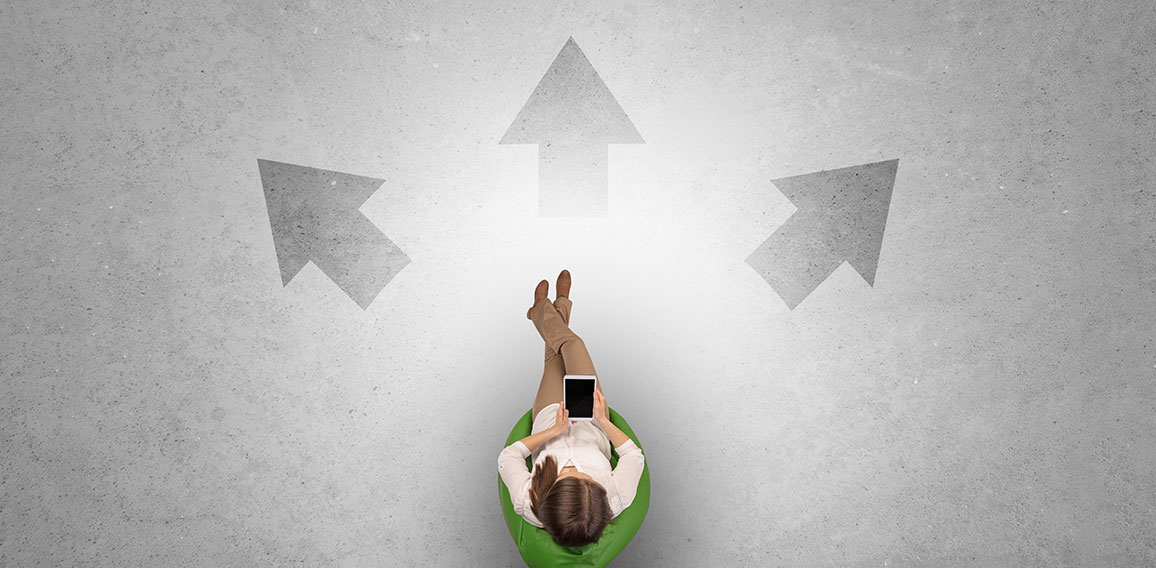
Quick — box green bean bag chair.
[499,407,651,567]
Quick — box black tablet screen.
[565,378,595,418]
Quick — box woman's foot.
[556,269,571,299]
[527,279,549,320]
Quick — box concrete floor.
[3,1,1154,566]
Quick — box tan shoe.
[527,279,548,320]
[556,269,571,299]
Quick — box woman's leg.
[531,296,603,419]
[531,298,570,420]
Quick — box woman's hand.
[593,389,610,427]
[549,401,570,438]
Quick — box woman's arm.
[598,420,631,449]
[592,390,630,448]
[517,428,562,454]
[516,402,570,454]
[498,442,534,518]
[608,436,645,511]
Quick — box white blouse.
[497,420,646,528]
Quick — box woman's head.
[529,454,614,547]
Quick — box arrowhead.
[768,159,898,286]
[746,159,899,309]
[501,37,644,145]
[258,159,410,308]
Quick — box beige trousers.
[529,295,605,420]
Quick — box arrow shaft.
[747,214,846,309]
[537,143,608,217]
[309,213,410,309]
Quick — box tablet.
[563,374,597,421]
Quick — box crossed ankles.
[527,270,572,320]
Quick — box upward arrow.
[746,159,899,310]
[501,37,644,217]
[258,159,410,309]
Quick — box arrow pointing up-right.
[746,159,899,309]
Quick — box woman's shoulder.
[522,508,544,528]
[608,493,623,513]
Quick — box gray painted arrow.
[501,37,644,217]
[257,159,410,309]
[746,159,899,310]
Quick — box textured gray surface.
[2,1,1154,567]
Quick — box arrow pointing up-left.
[257,159,410,309]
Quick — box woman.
[497,270,646,547]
